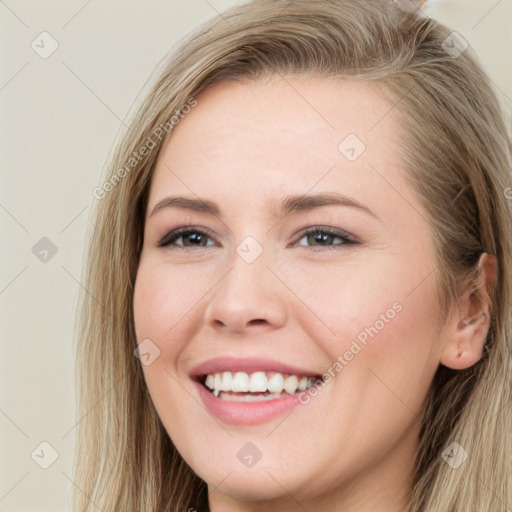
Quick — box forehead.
[148,77,419,224]
[159,77,394,160]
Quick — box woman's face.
[133,78,447,510]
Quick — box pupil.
[186,233,204,246]
[309,232,331,245]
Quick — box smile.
[202,371,321,401]
[189,358,325,425]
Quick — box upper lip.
[189,356,322,380]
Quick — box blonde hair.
[72,1,512,510]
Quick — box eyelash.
[157,226,359,251]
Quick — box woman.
[73,0,512,510]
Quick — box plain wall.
[0,1,510,510]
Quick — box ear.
[439,253,497,370]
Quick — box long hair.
[72,1,512,510]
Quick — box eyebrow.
[149,192,379,220]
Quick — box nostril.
[248,319,266,325]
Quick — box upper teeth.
[204,371,319,395]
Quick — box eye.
[157,226,358,251]
[158,227,216,249]
[295,227,358,249]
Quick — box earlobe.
[440,312,487,370]
[439,253,497,371]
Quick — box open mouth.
[198,370,323,402]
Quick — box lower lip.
[194,381,305,425]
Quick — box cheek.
[132,263,195,422]
[132,259,223,425]
[283,255,440,410]
[132,262,199,427]
[133,260,216,354]
[328,271,441,417]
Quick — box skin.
[133,77,494,511]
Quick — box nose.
[203,251,287,334]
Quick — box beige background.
[0,1,510,510]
